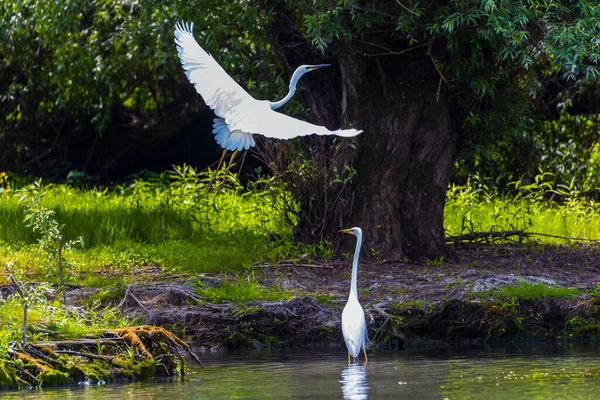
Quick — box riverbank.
[1,242,599,389]
[51,242,600,349]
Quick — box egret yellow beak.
[339,228,352,234]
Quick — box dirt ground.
[90,242,600,349]
[5,242,600,349]
[266,242,600,306]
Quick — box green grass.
[1,167,598,287]
[0,166,298,281]
[496,281,581,301]
[0,177,288,247]
[194,275,292,304]
[444,175,600,241]
[0,298,133,357]
[314,293,337,305]
[83,285,128,306]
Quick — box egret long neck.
[270,86,296,110]
[269,69,304,110]
[349,232,362,299]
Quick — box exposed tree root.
[0,325,202,390]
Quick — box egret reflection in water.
[340,364,369,400]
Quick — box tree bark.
[266,3,457,261]
[339,53,457,261]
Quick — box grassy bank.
[0,166,305,280]
[0,167,598,387]
[0,168,598,283]
[445,175,600,241]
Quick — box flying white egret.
[174,21,362,179]
[340,227,369,365]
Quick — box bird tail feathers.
[333,129,363,138]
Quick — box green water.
[3,344,600,399]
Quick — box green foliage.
[1,166,597,282]
[4,260,54,345]
[41,304,132,340]
[0,271,131,351]
[296,0,600,192]
[390,314,405,326]
[193,275,292,304]
[83,285,127,306]
[300,1,600,84]
[530,115,600,194]
[5,261,52,309]
[427,257,444,267]
[496,281,580,301]
[589,285,600,298]
[393,299,429,310]
[445,172,600,240]
[0,172,9,196]
[16,181,84,281]
[0,0,280,129]
[314,293,336,305]
[0,0,289,180]
[297,240,336,260]
[0,165,294,276]
[15,181,84,312]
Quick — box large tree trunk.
[266,3,457,261]
[339,54,457,261]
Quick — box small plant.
[96,338,105,356]
[15,181,84,312]
[427,256,444,266]
[298,240,336,259]
[5,261,54,346]
[370,247,381,263]
[394,299,429,310]
[314,293,336,305]
[589,284,600,298]
[390,314,405,326]
[332,164,357,185]
[194,275,292,304]
[496,281,580,301]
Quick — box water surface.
[4,344,600,399]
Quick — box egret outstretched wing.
[174,22,251,120]
[174,21,362,143]
[227,100,362,139]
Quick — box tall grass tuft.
[445,172,600,241]
[194,275,292,304]
[0,165,294,277]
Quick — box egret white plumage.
[340,227,369,364]
[174,21,362,179]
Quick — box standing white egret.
[174,21,362,177]
[340,227,369,364]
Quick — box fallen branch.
[118,285,150,312]
[53,350,116,363]
[446,230,599,244]
[5,360,40,386]
[253,261,332,269]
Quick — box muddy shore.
[14,243,600,350]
